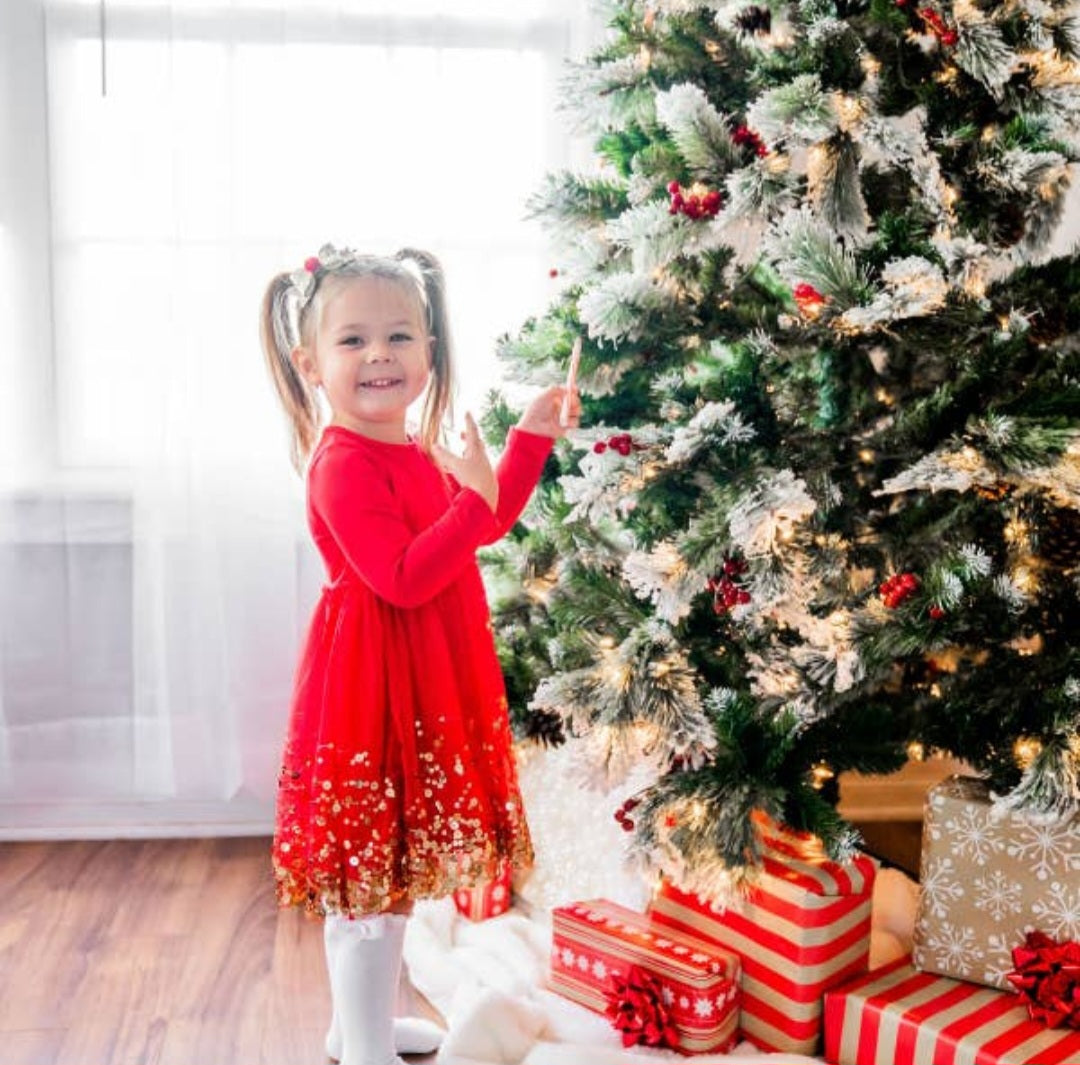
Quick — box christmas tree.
[483,0,1080,901]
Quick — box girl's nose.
[364,344,391,362]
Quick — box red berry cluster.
[709,557,751,614]
[793,282,827,314]
[880,572,921,609]
[594,432,643,456]
[667,180,723,219]
[732,124,769,157]
[928,605,946,620]
[919,7,958,46]
[614,796,640,832]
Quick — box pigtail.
[259,272,320,473]
[395,248,455,455]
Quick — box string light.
[810,762,835,790]
[907,741,926,762]
[1003,517,1029,543]
[1013,737,1042,770]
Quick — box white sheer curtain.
[0,0,598,837]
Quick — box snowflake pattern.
[1006,821,1080,882]
[693,996,714,1018]
[1031,881,1080,939]
[918,921,985,972]
[920,854,965,919]
[945,805,1004,866]
[972,869,1022,921]
[661,986,675,1006]
[981,933,1016,988]
[592,959,608,980]
[917,780,1080,990]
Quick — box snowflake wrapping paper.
[648,814,876,1055]
[913,776,1080,991]
[454,864,512,922]
[549,898,741,1053]
[823,956,1080,1065]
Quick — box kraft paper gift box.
[823,955,1080,1065]
[913,776,1080,990]
[647,812,876,1055]
[453,864,512,921]
[550,898,741,1054]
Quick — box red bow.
[605,966,680,1049]
[1006,930,1080,1030]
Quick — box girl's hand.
[433,413,499,513]
[517,385,581,439]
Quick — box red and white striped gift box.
[453,865,512,921]
[647,814,875,1055]
[824,956,1080,1065]
[550,899,741,1054]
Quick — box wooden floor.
[0,837,441,1065]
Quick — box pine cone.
[522,708,566,748]
[734,5,771,34]
[1038,506,1080,569]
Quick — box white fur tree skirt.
[402,867,919,1065]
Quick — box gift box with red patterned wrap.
[647,813,876,1055]
[823,955,1080,1065]
[550,898,741,1054]
[453,865,512,921]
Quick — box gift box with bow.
[550,898,741,1053]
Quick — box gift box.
[648,812,876,1055]
[824,955,1080,1065]
[453,865,512,921]
[550,898,741,1053]
[913,776,1080,990]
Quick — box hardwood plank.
[0,838,439,1065]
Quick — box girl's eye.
[340,336,363,347]
[391,333,413,343]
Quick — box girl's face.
[296,275,432,443]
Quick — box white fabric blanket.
[402,868,919,1065]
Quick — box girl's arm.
[310,447,496,609]
[482,427,554,545]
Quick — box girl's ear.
[292,346,320,386]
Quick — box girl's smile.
[294,275,433,444]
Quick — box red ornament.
[667,180,723,220]
[606,967,681,1049]
[303,256,322,273]
[879,572,921,609]
[928,605,945,620]
[732,124,769,157]
[1007,930,1080,1030]
[793,282,828,315]
[918,7,959,46]
[596,432,644,456]
[709,557,751,615]
[549,268,559,278]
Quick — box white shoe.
[325,1017,444,1062]
[324,913,412,1065]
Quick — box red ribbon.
[1006,930,1080,1030]
[606,966,680,1049]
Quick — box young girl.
[259,244,579,1065]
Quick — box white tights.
[323,913,443,1065]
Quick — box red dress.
[272,424,552,917]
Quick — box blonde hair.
[259,247,455,471]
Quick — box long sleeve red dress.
[272,424,553,917]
